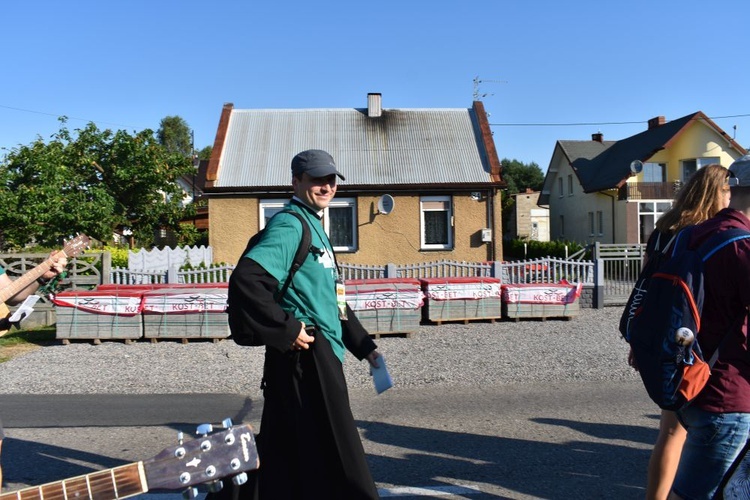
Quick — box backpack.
[624,226,750,411]
[227,210,312,346]
[619,230,676,340]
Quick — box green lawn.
[0,326,56,363]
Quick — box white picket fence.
[128,245,213,271]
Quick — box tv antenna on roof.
[473,76,507,100]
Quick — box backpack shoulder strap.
[657,233,677,255]
[670,226,694,258]
[274,210,312,301]
[698,228,750,262]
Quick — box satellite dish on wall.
[630,160,644,175]
[377,194,395,215]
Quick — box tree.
[157,115,192,157]
[0,119,197,250]
[196,145,213,161]
[500,158,545,236]
[501,158,544,194]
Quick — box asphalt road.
[1,380,656,499]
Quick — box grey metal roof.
[557,140,615,164]
[214,107,495,188]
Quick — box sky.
[2,1,750,171]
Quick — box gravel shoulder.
[0,307,636,395]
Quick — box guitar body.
[0,302,10,337]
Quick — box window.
[681,157,719,182]
[559,215,565,238]
[638,201,672,243]
[259,199,288,228]
[597,211,604,236]
[643,162,666,183]
[568,175,574,196]
[420,196,453,250]
[558,178,563,198]
[588,212,595,236]
[325,198,357,252]
[260,198,358,252]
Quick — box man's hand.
[366,350,381,368]
[290,322,315,351]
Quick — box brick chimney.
[648,116,666,129]
[367,93,382,117]
[592,132,603,142]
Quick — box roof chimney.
[592,132,603,143]
[648,116,666,130]
[367,93,382,117]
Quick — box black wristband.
[37,277,50,286]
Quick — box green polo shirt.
[246,202,345,362]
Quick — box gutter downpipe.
[591,189,618,309]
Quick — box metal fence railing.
[593,242,646,306]
[108,259,596,286]
[500,257,595,285]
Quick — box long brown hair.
[655,163,729,234]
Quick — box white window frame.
[324,197,358,252]
[638,200,672,244]
[420,195,453,250]
[258,199,288,229]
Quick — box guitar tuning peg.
[181,487,199,500]
[207,480,224,493]
[196,423,213,436]
[222,418,234,429]
[232,473,248,486]
[177,431,184,445]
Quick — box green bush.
[502,239,584,260]
[102,245,130,268]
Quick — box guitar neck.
[0,462,148,500]
[0,258,55,304]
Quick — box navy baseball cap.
[728,154,750,187]
[291,149,345,180]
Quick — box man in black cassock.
[226,149,381,499]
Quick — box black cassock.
[209,257,379,500]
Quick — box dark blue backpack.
[625,226,750,411]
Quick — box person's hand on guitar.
[0,251,70,306]
[0,235,87,337]
[40,251,68,282]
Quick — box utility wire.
[3,100,749,132]
[489,113,750,128]
[0,103,144,130]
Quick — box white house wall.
[546,157,620,245]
